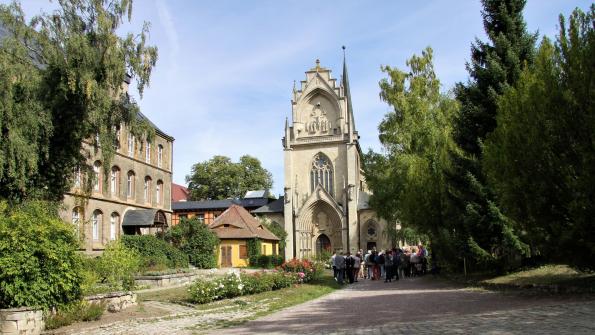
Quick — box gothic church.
[280,58,392,259]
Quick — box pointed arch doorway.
[316,234,331,256]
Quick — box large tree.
[0,0,157,201]
[448,0,535,271]
[484,6,595,270]
[364,48,459,259]
[186,155,273,200]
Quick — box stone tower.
[283,57,370,260]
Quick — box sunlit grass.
[482,264,595,287]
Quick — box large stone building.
[61,104,174,253]
[277,58,392,260]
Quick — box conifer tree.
[449,0,536,270]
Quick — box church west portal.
[280,58,392,260]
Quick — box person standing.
[345,252,355,284]
[335,251,346,284]
[394,248,402,280]
[353,252,361,282]
[377,251,386,279]
[384,250,394,282]
[331,251,337,280]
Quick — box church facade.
[280,58,392,260]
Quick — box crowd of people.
[330,245,429,284]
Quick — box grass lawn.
[137,271,341,331]
[480,265,595,292]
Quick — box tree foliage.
[0,0,157,201]
[0,201,83,308]
[163,217,219,269]
[186,155,273,200]
[484,6,595,270]
[364,47,458,258]
[446,0,535,271]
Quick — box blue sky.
[12,0,591,196]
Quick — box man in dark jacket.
[345,252,355,284]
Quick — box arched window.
[126,171,135,198]
[73,166,82,188]
[310,153,334,195]
[144,176,152,204]
[145,141,151,163]
[114,124,121,151]
[127,133,135,157]
[110,166,120,197]
[93,161,102,193]
[92,210,102,241]
[110,212,120,240]
[157,144,163,168]
[156,180,163,205]
[72,207,81,236]
[366,219,378,238]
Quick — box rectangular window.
[239,245,248,259]
[196,214,205,224]
[262,244,267,255]
[110,216,117,240]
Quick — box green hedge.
[121,235,188,271]
[0,201,83,309]
[163,218,219,269]
[256,255,284,268]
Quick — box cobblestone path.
[51,277,595,334]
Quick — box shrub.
[257,255,273,268]
[247,238,261,266]
[270,272,297,290]
[187,279,218,304]
[44,301,105,330]
[163,217,219,268]
[95,241,140,290]
[0,201,83,309]
[121,235,188,271]
[280,259,324,283]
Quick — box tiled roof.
[171,183,189,202]
[252,196,284,214]
[208,205,280,241]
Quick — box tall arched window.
[92,210,102,241]
[110,212,120,240]
[310,153,334,195]
[156,180,163,205]
[157,144,163,168]
[72,207,81,236]
[144,176,152,204]
[145,141,151,163]
[127,171,135,198]
[110,166,120,197]
[127,133,135,157]
[93,161,102,193]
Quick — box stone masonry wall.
[0,307,44,335]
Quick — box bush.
[163,217,219,268]
[188,270,301,304]
[94,241,140,290]
[256,255,285,268]
[121,235,188,271]
[247,238,261,266]
[280,259,324,283]
[44,300,105,330]
[0,201,83,309]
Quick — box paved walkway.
[211,277,595,335]
[48,277,595,334]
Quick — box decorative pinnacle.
[315,59,320,69]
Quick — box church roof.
[209,205,280,241]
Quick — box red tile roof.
[171,183,189,202]
[208,204,280,241]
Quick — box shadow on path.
[209,276,592,335]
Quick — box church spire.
[342,46,356,139]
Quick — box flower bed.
[279,259,325,283]
[187,270,299,304]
